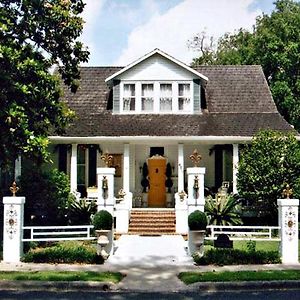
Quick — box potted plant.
[92,210,113,259]
[141,162,149,207]
[188,210,208,256]
[165,163,173,207]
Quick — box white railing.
[206,225,280,241]
[22,225,95,242]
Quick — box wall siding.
[113,80,120,113]
[119,54,196,81]
[193,79,201,113]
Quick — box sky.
[80,0,276,66]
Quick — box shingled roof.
[59,65,294,138]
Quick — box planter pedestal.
[188,230,206,256]
[95,230,112,260]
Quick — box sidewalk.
[0,234,300,292]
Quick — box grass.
[178,270,300,285]
[0,271,124,283]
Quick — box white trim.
[105,48,208,83]
[49,136,254,144]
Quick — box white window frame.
[119,80,193,114]
[122,83,136,112]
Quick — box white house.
[46,49,294,233]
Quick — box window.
[141,83,154,111]
[178,83,191,111]
[123,84,135,111]
[160,83,172,111]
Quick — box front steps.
[128,209,176,235]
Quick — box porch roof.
[57,65,296,139]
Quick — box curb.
[0,280,117,292]
[188,280,300,292]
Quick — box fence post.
[277,198,299,264]
[3,195,25,262]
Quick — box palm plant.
[205,195,243,226]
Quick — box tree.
[237,130,300,223]
[190,0,300,131]
[0,0,89,167]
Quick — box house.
[49,48,293,209]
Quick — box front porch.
[51,140,240,208]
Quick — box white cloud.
[81,0,106,63]
[114,0,261,66]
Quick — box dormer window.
[141,83,154,111]
[119,81,196,114]
[178,83,191,111]
[160,83,172,111]
[123,84,135,111]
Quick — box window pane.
[178,84,190,96]
[123,84,135,111]
[142,84,154,111]
[178,84,190,111]
[160,84,172,111]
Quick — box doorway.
[147,157,166,207]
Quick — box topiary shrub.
[92,210,113,230]
[188,210,208,230]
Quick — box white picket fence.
[22,225,95,242]
[206,225,280,241]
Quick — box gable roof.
[54,65,295,141]
[105,48,208,84]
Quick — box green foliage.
[238,130,300,222]
[19,168,71,225]
[188,210,208,230]
[92,210,113,230]
[0,0,89,167]
[179,270,300,284]
[67,198,97,225]
[0,271,124,283]
[246,240,257,253]
[205,195,243,226]
[193,248,281,266]
[190,0,300,131]
[22,241,102,264]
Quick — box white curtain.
[160,84,172,111]
[142,84,154,111]
[123,84,135,111]
[178,84,190,111]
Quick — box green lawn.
[178,270,300,285]
[0,271,124,283]
[205,240,300,258]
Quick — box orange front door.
[148,157,166,207]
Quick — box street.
[0,288,300,300]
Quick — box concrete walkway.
[104,235,198,291]
[0,234,300,292]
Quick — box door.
[148,157,166,207]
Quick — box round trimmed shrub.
[188,210,207,230]
[92,210,113,230]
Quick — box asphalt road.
[0,289,300,300]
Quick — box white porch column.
[70,144,77,193]
[232,144,239,194]
[14,155,22,181]
[3,196,25,262]
[178,143,184,192]
[123,144,130,193]
[277,198,299,264]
